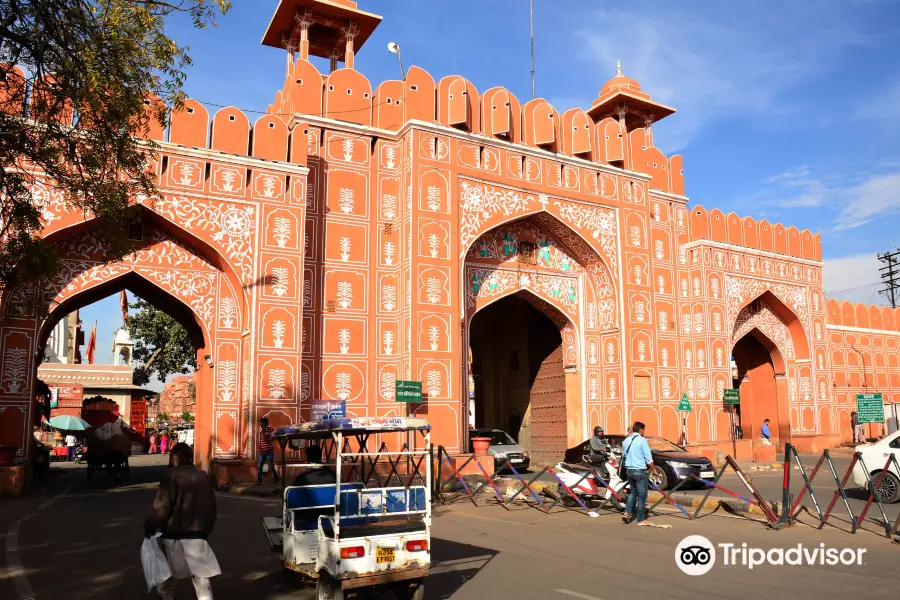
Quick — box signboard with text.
[723,389,740,405]
[395,380,422,403]
[856,393,884,424]
[311,400,346,421]
[51,384,83,408]
[677,393,692,412]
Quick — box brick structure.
[159,375,196,418]
[1,0,898,477]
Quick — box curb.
[647,490,782,519]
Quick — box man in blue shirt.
[761,419,772,445]
[621,421,658,526]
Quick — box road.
[515,453,900,526]
[2,455,899,600]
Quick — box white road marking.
[556,589,605,600]
[5,481,76,599]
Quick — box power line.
[824,281,881,295]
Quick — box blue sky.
[78,0,900,378]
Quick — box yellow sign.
[376,547,395,563]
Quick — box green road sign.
[723,388,740,405]
[677,393,692,412]
[856,393,884,424]
[395,380,422,403]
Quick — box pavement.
[2,454,899,600]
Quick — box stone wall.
[159,375,196,418]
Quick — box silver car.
[469,428,531,471]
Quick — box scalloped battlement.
[265,59,687,196]
[688,205,821,262]
[826,299,900,331]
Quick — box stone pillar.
[342,23,359,70]
[295,9,312,61]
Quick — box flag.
[86,321,97,364]
[119,290,128,323]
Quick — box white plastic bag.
[141,533,172,592]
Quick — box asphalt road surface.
[2,455,898,600]
[520,453,900,525]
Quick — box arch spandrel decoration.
[141,194,257,286]
[457,177,619,281]
[732,300,795,362]
[724,275,809,332]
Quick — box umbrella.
[47,415,91,431]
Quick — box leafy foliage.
[180,411,194,423]
[0,0,230,289]
[128,297,196,386]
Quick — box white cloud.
[834,172,900,230]
[823,253,884,304]
[574,2,870,151]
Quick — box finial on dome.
[616,60,623,77]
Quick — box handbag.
[617,434,636,481]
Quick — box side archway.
[0,219,247,468]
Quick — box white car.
[851,430,900,503]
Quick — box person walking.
[64,433,77,462]
[160,432,169,455]
[145,443,220,600]
[621,421,657,526]
[256,418,279,487]
[761,418,772,446]
[851,411,865,443]
[149,432,158,455]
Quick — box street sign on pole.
[723,389,740,405]
[677,393,692,412]
[395,380,423,403]
[856,393,884,424]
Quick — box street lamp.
[387,41,405,81]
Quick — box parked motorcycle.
[74,443,86,464]
[554,447,629,510]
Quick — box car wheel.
[874,471,900,504]
[649,468,668,491]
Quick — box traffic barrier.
[435,446,477,504]
[648,479,692,518]
[689,456,781,527]
[820,450,859,533]
[855,453,894,538]
[503,462,546,507]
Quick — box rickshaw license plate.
[376,548,395,563]
[700,471,714,479]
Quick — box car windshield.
[473,430,516,445]
[647,437,685,452]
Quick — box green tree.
[180,411,194,423]
[0,0,230,290]
[129,297,195,386]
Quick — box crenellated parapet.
[687,205,821,262]
[825,299,900,331]
[264,55,687,197]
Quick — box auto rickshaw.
[261,416,432,599]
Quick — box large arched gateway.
[4,0,900,491]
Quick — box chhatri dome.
[587,60,676,130]
[599,60,645,97]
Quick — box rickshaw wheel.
[316,572,344,600]
[397,580,425,600]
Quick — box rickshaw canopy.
[273,416,431,441]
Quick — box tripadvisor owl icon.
[676,535,716,576]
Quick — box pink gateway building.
[0,0,897,482]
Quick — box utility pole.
[878,249,900,308]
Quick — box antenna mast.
[530,0,535,99]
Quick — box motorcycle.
[554,447,629,510]
[74,443,86,464]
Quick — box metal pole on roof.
[530,0,536,99]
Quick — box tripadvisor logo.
[675,536,867,575]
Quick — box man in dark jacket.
[145,443,220,600]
